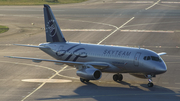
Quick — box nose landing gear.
[146,75,154,87]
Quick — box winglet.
[43,4,66,42]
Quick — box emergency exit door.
[134,52,141,66]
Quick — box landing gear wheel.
[147,83,154,87]
[80,78,85,82]
[85,79,89,82]
[113,74,118,81]
[80,78,89,83]
[113,74,123,82]
[118,74,123,81]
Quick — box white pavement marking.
[97,17,134,45]
[162,82,169,84]
[21,65,68,101]
[0,9,64,11]
[116,1,154,4]
[0,61,69,101]
[145,0,161,10]
[161,2,180,4]
[120,30,174,33]
[61,29,112,31]
[0,61,57,73]
[57,74,79,80]
[22,79,72,83]
[59,18,118,29]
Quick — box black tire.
[118,74,123,81]
[113,74,118,81]
[80,78,85,82]
[147,83,154,87]
[80,78,90,83]
[85,79,90,82]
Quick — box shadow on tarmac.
[37,81,180,101]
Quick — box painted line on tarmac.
[0,9,64,11]
[165,87,180,90]
[120,30,174,33]
[146,0,161,10]
[0,61,71,100]
[116,1,154,3]
[15,28,112,32]
[61,29,112,32]
[162,82,169,84]
[0,61,57,73]
[115,1,180,4]
[21,65,68,101]
[161,2,180,4]
[22,79,72,83]
[97,17,134,45]
[57,74,79,80]
[59,18,118,29]
[166,62,180,64]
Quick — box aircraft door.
[134,52,141,66]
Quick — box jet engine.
[76,65,102,80]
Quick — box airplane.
[5,4,167,87]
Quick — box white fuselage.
[39,42,167,75]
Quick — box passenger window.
[143,56,147,60]
[147,56,151,60]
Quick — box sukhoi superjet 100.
[5,4,167,87]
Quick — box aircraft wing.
[4,56,110,69]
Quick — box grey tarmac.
[0,0,180,101]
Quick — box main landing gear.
[80,78,89,83]
[112,74,154,87]
[113,74,123,82]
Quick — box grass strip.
[0,25,9,34]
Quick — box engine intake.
[76,65,102,80]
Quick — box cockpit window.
[143,56,162,62]
[147,56,151,60]
[151,56,162,62]
[143,56,147,60]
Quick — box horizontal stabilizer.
[14,44,50,49]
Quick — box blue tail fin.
[43,4,66,42]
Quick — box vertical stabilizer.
[44,4,66,42]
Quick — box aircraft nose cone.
[156,62,167,74]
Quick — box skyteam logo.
[47,19,57,37]
[56,45,87,61]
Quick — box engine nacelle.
[76,65,102,80]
